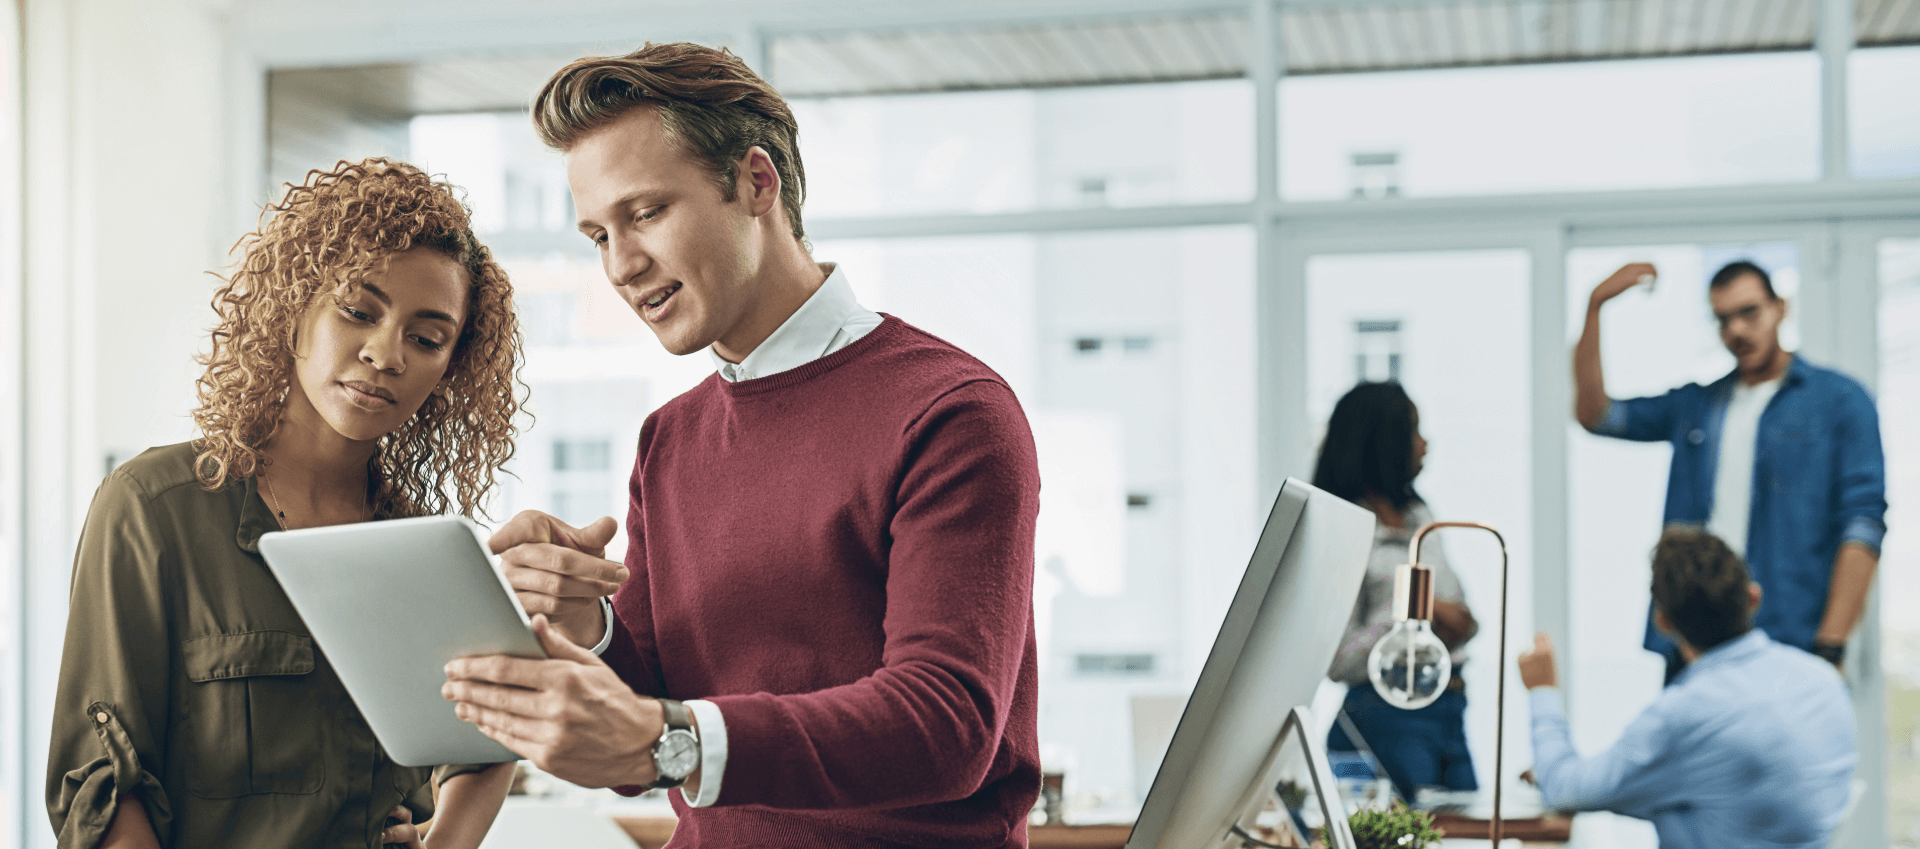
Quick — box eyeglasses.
[1713,303,1766,331]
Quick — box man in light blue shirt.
[1519,530,1855,848]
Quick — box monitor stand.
[1224,706,1357,849]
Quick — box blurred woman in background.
[47,159,523,849]
[1315,381,1480,800]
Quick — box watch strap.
[1811,640,1846,665]
[659,697,692,732]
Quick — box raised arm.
[1575,263,1657,431]
[1520,634,1674,817]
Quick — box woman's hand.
[382,805,426,848]
[1431,599,1478,648]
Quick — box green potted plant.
[1347,802,1444,849]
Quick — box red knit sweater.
[602,315,1042,848]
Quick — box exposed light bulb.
[1368,562,1453,710]
[1368,618,1451,710]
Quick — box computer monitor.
[1126,477,1376,849]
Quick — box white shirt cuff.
[679,700,728,807]
[588,597,615,656]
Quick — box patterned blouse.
[1325,501,1474,686]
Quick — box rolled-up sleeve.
[47,473,173,849]
[1589,387,1685,442]
[1833,384,1887,554]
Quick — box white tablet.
[258,514,545,766]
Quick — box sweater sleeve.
[706,379,1040,810]
[46,473,174,849]
[602,420,669,700]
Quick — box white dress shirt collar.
[711,263,873,383]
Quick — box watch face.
[656,729,700,779]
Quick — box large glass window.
[411,115,709,564]
[1850,47,1920,180]
[1282,53,1821,201]
[1304,248,1534,796]
[1878,236,1920,847]
[819,227,1257,817]
[794,79,1253,218]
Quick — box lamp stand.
[1408,521,1510,846]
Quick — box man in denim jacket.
[1573,259,1885,681]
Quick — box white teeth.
[646,284,679,308]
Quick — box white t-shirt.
[1707,376,1784,558]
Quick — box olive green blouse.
[46,442,483,849]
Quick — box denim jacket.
[1592,355,1886,654]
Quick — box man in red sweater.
[441,43,1043,848]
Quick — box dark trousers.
[1326,685,1478,799]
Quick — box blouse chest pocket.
[181,630,328,798]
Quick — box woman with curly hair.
[46,158,524,849]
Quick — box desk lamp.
[1366,521,1509,845]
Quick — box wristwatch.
[1811,640,1846,666]
[646,698,701,790]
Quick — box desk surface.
[612,814,1569,848]
[613,817,1135,849]
[1428,812,1572,842]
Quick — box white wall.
[19,2,241,845]
[2,3,26,844]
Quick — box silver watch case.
[653,726,700,781]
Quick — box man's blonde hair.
[533,42,807,246]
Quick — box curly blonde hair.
[192,158,523,518]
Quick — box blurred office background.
[3,0,1919,846]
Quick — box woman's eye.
[638,207,660,222]
[413,336,447,352]
[340,306,372,322]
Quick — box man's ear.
[1748,581,1763,613]
[739,146,781,219]
[1653,608,1673,636]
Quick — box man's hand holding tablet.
[448,511,703,793]
[442,615,687,790]
[490,511,626,648]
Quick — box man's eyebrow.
[576,188,666,232]
[361,283,459,325]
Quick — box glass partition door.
[1288,239,1541,817]
[1875,232,1920,848]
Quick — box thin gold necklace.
[262,472,371,531]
